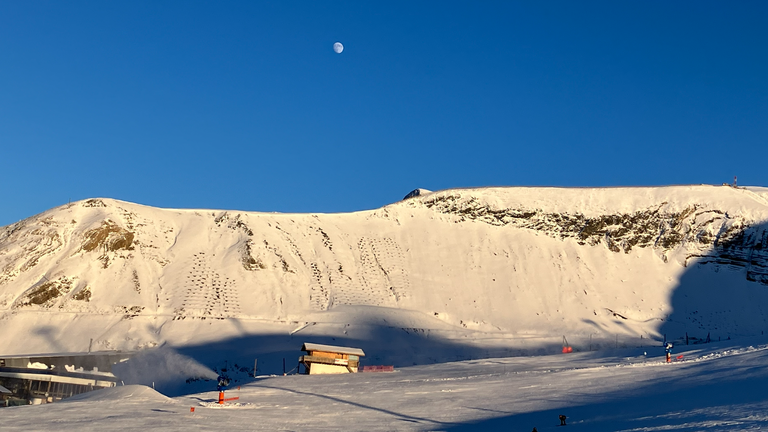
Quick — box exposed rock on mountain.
[420,193,768,281]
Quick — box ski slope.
[3,338,768,431]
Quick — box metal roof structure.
[0,351,131,372]
[0,384,11,394]
[301,343,365,357]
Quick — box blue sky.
[1,1,766,226]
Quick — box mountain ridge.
[2,185,768,363]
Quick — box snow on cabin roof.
[301,343,365,357]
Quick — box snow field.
[3,186,768,429]
[4,338,768,431]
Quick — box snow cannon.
[216,376,230,391]
[561,336,573,353]
[215,376,239,405]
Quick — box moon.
[333,42,344,54]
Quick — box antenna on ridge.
[733,176,738,188]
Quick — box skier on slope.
[665,342,673,363]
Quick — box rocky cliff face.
[417,193,768,284]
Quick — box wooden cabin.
[299,343,365,375]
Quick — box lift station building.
[0,352,129,406]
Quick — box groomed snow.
[3,338,768,431]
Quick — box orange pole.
[218,391,225,404]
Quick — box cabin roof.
[301,343,365,356]
[0,385,12,394]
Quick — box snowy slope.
[3,338,768,431]
[2,185,768,369]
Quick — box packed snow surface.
[3,338,768,431]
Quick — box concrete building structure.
[0,352,130,406]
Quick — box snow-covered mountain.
[3,185,768,368]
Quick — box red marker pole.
[218,391,225,404]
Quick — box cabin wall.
[308,363,350,375]
[309,350,346,360]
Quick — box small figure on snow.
[665,342,673,363]
[559,414,567,425]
